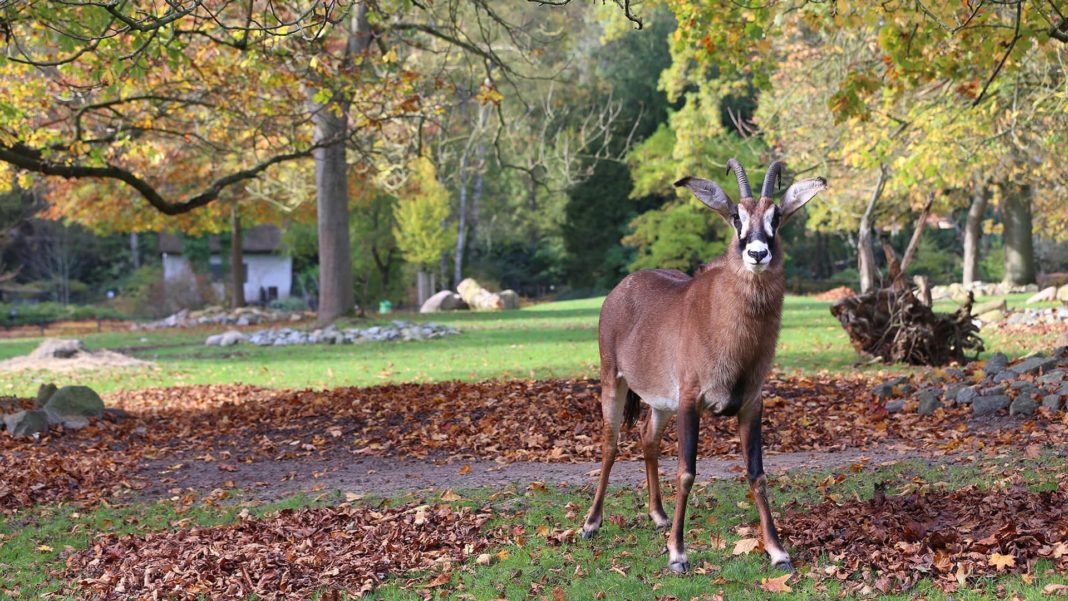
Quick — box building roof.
[159,224,284,255]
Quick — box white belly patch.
[642,395,679,412]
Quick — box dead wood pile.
[830,287,983,366]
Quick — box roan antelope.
[580,159,827,573]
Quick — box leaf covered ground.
[4,372,1067,513]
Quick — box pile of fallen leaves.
[812,286,857,302]
[783,476,1068,593]
[70,503,496,600]
[0,411,142,511]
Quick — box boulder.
[458,278,505,311]
[205,333,223,346]
[1057,284,1068,302]
[973,299,1007,316]
[36,383,58,408]
[43,385,105,419]
[1041,394,1062,411]
[1009,394,1037,417]
[219,330,247,347]
[1026,287,1057,304]
[872,377,908,399]
[420,290,465,313]
[457,278,484,305]
[885,399,905,413]
[976,309,1004,323]
[498,290,520,310]
[972,394,1011,416]
[3,410,50,436]
[992,371,1016,383]
[1037,369,1065,385]
[28,338,86,359]
[917,388,943,416]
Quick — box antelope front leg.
[667,401,699,573]
[738,401,793,571]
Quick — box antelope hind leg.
[641,408,672,530]
[581,377,626,539]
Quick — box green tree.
[393,158,455,304]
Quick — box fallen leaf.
[733,538,759,555]
[759,573,793,593]
[988,552,1016,571]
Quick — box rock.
[992,371,1016,384]
[499,290,520,310]
[104,407,131,421]
[945,368,966,380]
[1042,394,1062,411]
[28,338,87,359]
[1010,380,1036,391]
[43,385,105,419]
[1009,394,1037,417]
[205,334,224,346]
[1038,369,1065,385]
[457,278,484,305]
[872,377,908,399]
[420,290,465,313]
[1026,287,1057,304]
[956,386,979,405]
[973,299,1007,316]
[972,394,1011,416]
[885,399,905,413]
[3,410,49,436]
[457,278,505,311]
[917,388,943,416]
[976,309,1004,323]
[984,353,1009,376]
[1057,284,1068,302]
[219,330,247,347]
[1010,356,1057,375]
[36,383,58,408]
[944,383,965,402]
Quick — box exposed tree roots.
[830,287,984,366]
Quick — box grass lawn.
[0,293,1058,396]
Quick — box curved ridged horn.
[762,161,785,199]
[724,158,752,199]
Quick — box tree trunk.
[1001,184,1035,285]
[416,268,429,306]
[230,203,245,308]
[858,166,889,293]
[962,184,987,286]
[454,151,469,286]
[129,232,140,269]
[311,2,371,324]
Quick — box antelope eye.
[732,214,741,229]
[771,210,781,230]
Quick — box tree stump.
[830,288,983,366]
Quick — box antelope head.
[675,160,828,273]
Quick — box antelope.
[579,159,826,574]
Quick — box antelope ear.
[780,177,827,222]
[674,176,733,219]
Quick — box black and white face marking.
[733,204,779,273]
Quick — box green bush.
[0,302,124,327]
[268,297,308,312]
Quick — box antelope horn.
[762,161,784,199]
[725,158,752,199]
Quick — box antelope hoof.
[668,558,690,574]
[650,513,671,531]
[580,524,599,540]
[773,558,795,573]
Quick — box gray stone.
[499,290,520,310]
[1057,284,1068,302]
[1010,380,1036,391]
[1011,356,1058,375]
[1042,394,1063,411]
[43,385,104,419]
[885,399,905,413]
[873,377,908,399]
[977,309,1004,323]
[218,330,247,347]
[944,383,966,402]
[104,407,131,421]
[945,368,966,380]
[956,385,979,405]
[972,395,1011,416]
[204,334,224,346]
[974,299,1007,316]
[917,388,943,416]
[420,290,466,313]
[36,383,58,408]
[1037,370,1065,385]
[3,410,49,436]
[28,338,86,359]
[1025,286,1057,304]
[1009,395,1037,417]
[992,371,1016,384]
[45,411,90,429]
[980,385,1006,396]
[984,353,1009,376]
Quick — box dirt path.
[137,446,919,501]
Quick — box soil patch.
[69,502,496,600]
[783,473,1068,594]
[0,338,154,372]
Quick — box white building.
[160,225,292,304]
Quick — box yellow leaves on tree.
[392,157,455,268]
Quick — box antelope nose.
[747,248,768,262]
